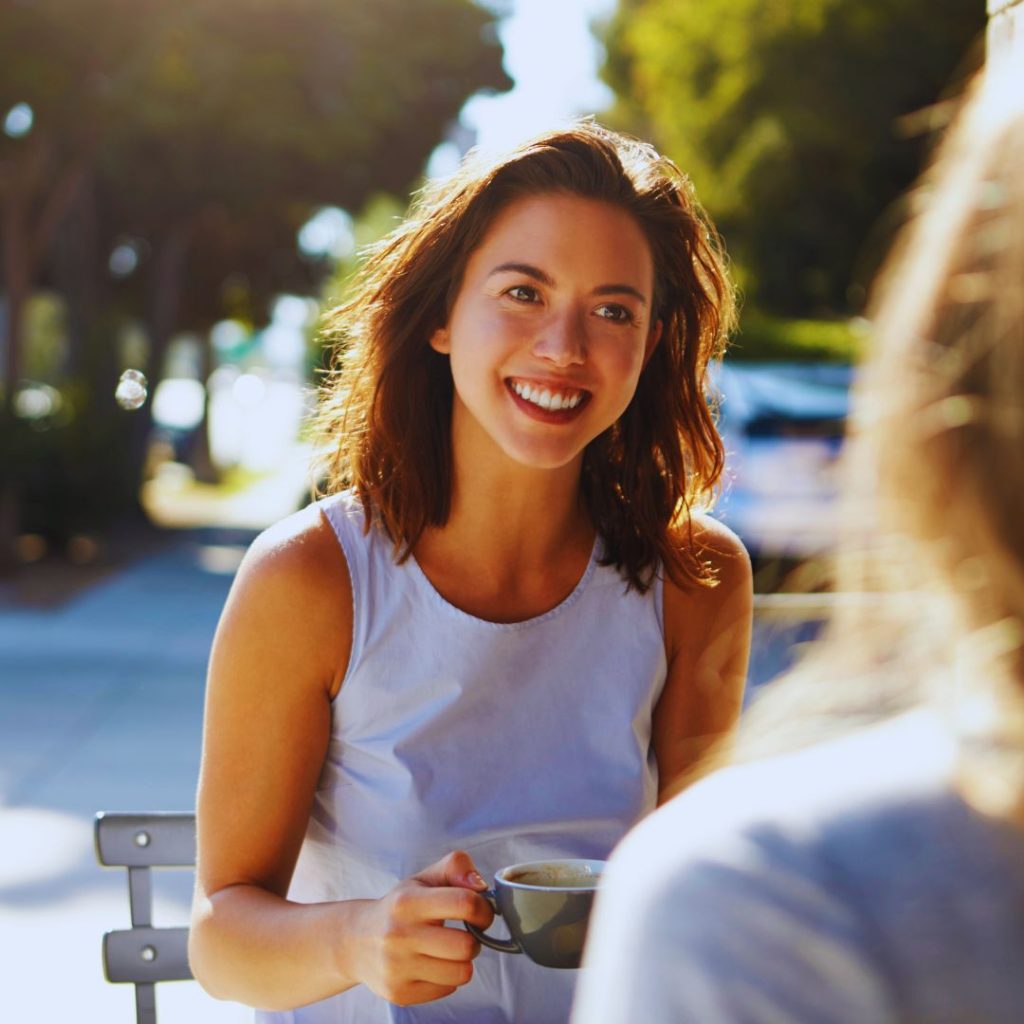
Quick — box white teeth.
[511,380,584,411]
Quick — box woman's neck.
[411,444,595,621]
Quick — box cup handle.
[464,889,523,954]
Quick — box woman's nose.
[532,310,586,367]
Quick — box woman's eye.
[506,285,539,303]
[595,303,636,324]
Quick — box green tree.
[601,0,984,315]
[1,0,509,552]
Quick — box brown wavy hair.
[315,121,735,592]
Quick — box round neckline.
[406,533,602,631]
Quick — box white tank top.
[257,491,667,1024]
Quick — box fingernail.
[468,871,486,889]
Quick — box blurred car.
[712,362,854,560]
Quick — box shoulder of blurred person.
[574,709,1024,1024]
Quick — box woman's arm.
[188,505,491,1011]
[652,514,752,803]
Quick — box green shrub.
[727,312,866,363]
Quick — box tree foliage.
[601,0,985,314]
[2,0,508,383]
[0,0,509,546]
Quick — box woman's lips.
[504,378,591,423]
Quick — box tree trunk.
[190,326,220,484]
[2,195,30,414]
[0,479,19,573]
[0,136,95,566]
[58,172,100,382]
[129,218,197,484]
[2,133,95,405]
[148,220,193,385]
[0,190,31,570]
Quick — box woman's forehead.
[466,192,654,292]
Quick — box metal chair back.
[94,812,196,1024]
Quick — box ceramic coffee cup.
[464,858,605,969]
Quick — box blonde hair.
[720,65,1024,819]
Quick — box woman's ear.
[643,319,663,366]
[430,326,450,354]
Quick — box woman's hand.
[346,851,495,1006]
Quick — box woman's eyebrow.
[488,262,648,306]
[488,261,554,285]
[594,283,648,307]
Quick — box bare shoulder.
[219,501,353,696]
[663,512,753,649]
[667,511,752,600]
[689,511,751,572]
[239,501,348,591]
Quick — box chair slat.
[95,812,196,868]
[103,926,193,984]
[128,865,153,927]
[135,983,157,1024]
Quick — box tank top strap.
[317,491,379,679]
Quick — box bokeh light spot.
[116,368,149,410]
[109,242,140,278]
[3,102,34,138]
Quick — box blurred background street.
[0,0,989,1020]
[1,531,248,1021]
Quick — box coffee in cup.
[464,858,605,969]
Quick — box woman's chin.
[498,439,588,475]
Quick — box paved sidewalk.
[0,534,253,1023]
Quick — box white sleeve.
[572,794,898,1024]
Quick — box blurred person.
[572,62,1024,1024]
[188,122,752,1023]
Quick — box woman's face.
[430,191,660,473]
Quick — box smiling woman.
[188,122,752,1024]
[428,193,658,474]
[318,123,735,593]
